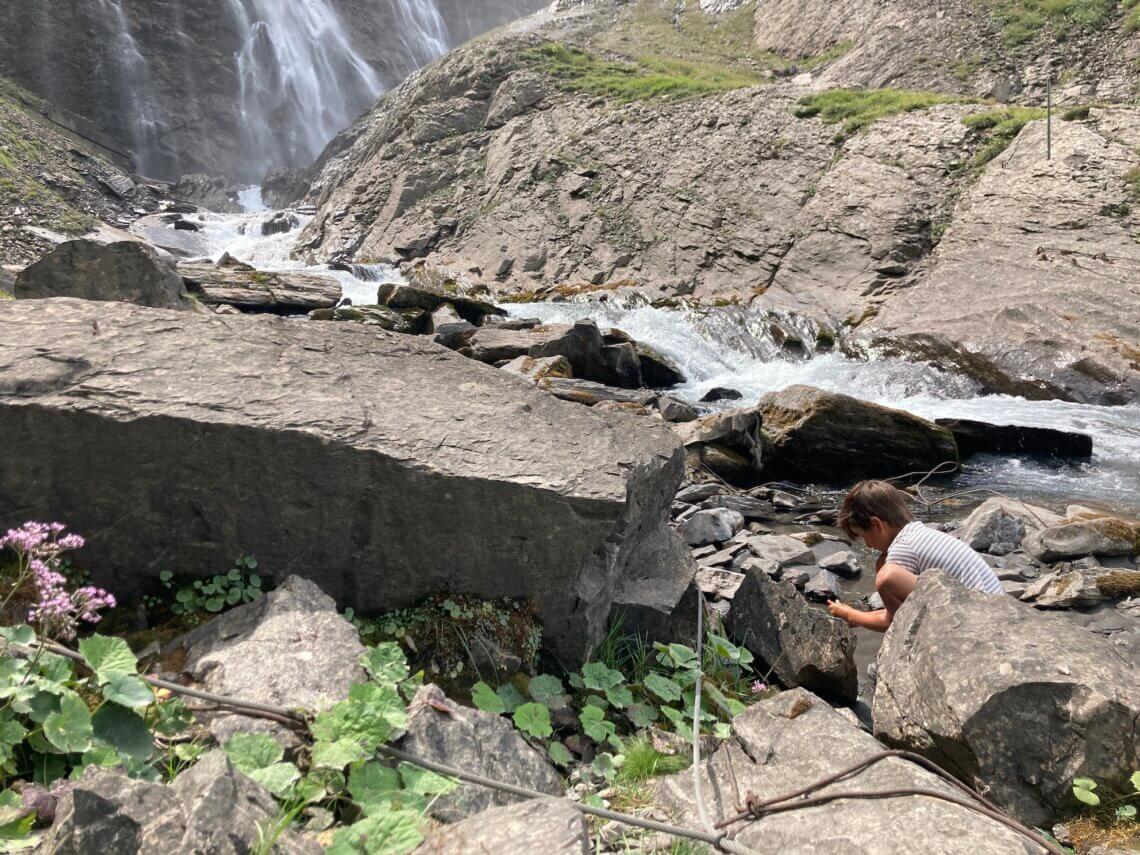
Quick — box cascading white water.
[226,0,384,181]
[390,0,449,68]
[94,0,169,176]
[506,301,1140,510]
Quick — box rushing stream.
[186,202,1140,514]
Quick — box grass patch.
[617,734,691,785]
[1062,105,1091,120]
[978,0,1116,46]
[962,105,1048,166]
[795,88,968,138]
[1126,165,1140,199]
[1126,0,1140,31]
[800,40,854,70]
[523,42,763,102]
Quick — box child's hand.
[827,600,855,625]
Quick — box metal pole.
[1046,76,1052,160]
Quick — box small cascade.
[94,0,170,176]
[225,0,384,181]
[389,0,449,68]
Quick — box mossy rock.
[1096,569,1140,600]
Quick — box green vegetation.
[523,42,763,102]
[1062,105,1091,120]
[160,555,263,619]
[799,41,854,70]
[1126,0,1140,31]
[795,89,969,139]
[1064,773,1140,851]
[961,105,1048,166]
[978,0,1116,46]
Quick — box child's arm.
[827,601,892,632]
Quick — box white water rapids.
[193,202,1140,512]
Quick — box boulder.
[170,174,241,213]
[15,240,190,309]
[375,282,503,326]
[260,211,299,237]
[430,303,476,348]
[0,299,692,663]
[415,797,589,854]
[1019,568,1107,609]
[654,688,1037,854]
[818,549,861,578]
[729,568,857,702]
[180,260,341,313]
[634,343,685,387]
[743,534,815,568]
[690,443,754,482]
[700,494,774,521]
[1024,518,1139,563]
[673,404,763,473]
[759,385,958,483]
[699,386,742,402]
[309,304,425,333]
[935,418,1092,459]
[501,355,573,383]
[957,497,1062,554]
[43,754,319,855]
[679,508,744,546]
[657,396,698,422]
[166,576,367,745]
[802,567,842,601]
[537,377,657,408]
[398,685,563,822]
[873,572,1140,825]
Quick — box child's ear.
[868,516,884,531]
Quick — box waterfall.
[94,0,170,176]
[389,0,450,69]
[226,0,384,182]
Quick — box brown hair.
[838,480,913,537]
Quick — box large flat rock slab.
[655,688,1037,854]
[0,298,691,662]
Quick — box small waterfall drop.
[226,0,384,181]
[389,0,449,68]
[94,0,170,176]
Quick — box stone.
[657,395,698,423]
[538,377,657,408]
[376,282,504,326]
[15,240,190,309]
[729,568,857,701]
[654,688,1036,854]
[1020,569,1107,609]
[165,576,367,745]
[744,534,815,567]
[170,174,241,213]
[673,404,763,472]
[699,386,742,402]
[935,418,1092,459]
[1024,518,1139,562]
[803,567,842,601]
[635,343,685,388]
[310,304,425,333]
[700,494,774,521]
[873,572,1140,825]
[679,508,744,546]
[180,261,341,313]
[818,549,861,578]
[501,354,573,383]
[398,685,563,822]
[260,211,299,236]
[0,299,691,664]
[414,797,589,854]
[430,303,476,348]
[695,567,746,599]
[868,591,884,610]
[691,443,754,482]
[759,385,958,483]
[675,483,724,503]
[958,498,1061,555]
[43,757,319,855]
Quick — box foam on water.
[505,301,1140,510]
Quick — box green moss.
[800,41,854,69]
[962,106,1048,166]
[978,0,1116,46]
[1061,105,1091,121]
[1125,165,1140,200]
[522,42,764,102]
[795,88,970,138]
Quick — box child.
[827,479,1003,632]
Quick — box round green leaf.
[644,673,683,703]
[92,704,153,760]
[527,674,566,707]
[359,643,409,686]
[496,683,526,714]
[101,674,154,710]
[227,569,242,582]
[1117,804,1137,820]
[1073,787,1100,807]
[43,693,93,754]
[399,762,457,797]
[626,703,658,728]
[548,741,572,767]
[347,761,401,814]
[204,597,225,613]
[78,635,138,685]
[605,685,634,709]
[226,588,242,605]
[223,732,283,773]
[249,762,300,797]
[159,571,173,582]
[249,574,262,588]
[0,625,34,647]
[1073,777,1097,790]
[470,682,505,714]
[1131,770,1140,792]
[312,738,367,770]
[327,809,423,855]
[582,662,623,692]
[513,702,552,738]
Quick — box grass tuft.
[979,0,1116,46]
[617,735,691,785]
[795,89,969,138]
[523,42,763,102]
[961,106,1048,166]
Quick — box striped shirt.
[885,522,1003,594]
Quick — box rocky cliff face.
[297,0,1140,404]
[0,0,547,181]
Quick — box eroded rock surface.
[0,298,692,662]
[16,240,189,309]
[415,798,589,854]
[873,572,1140,825]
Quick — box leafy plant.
[1072,771,1140,819]
[166,556,262,617]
